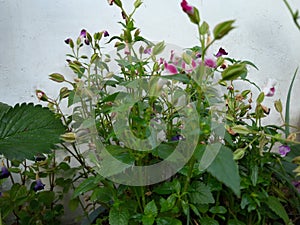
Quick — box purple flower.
[205,58,217,68]
[171,134,184,141]
[80,29,87,38]
[64,38,71,44]
[292,181,300,193]
[180,0,194,15]
[0,166,10,179]
[215,47,228,57]
[33,179,45,192]
[144,47,152,54]
[279,145,291,157]
[84,38,90,45]
[103,30,109,37]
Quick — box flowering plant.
[1,0,300,224]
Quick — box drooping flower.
[279,145,291,157]
[80,29,87,38]
[0,166,10,179]
[107,0,114,5]
[215,47,228,57]
[103,30,109,37]
[64,38,71,44]
[33,179,45,192]
[204,58,217,68]
[262,78,277,97]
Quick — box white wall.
[0,0,300,125]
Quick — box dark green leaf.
[109,205,130,225]
[266,196,289,224]
[0,103,65,160]
[207,145,240,197]
[156,217,182,225]
[188,181,215,204]
[199,217,219,225]
[72,176,102,198]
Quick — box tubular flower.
[180,0,200,25]
[33,179,45,192]
[103,30,109,37]
[164,61,178,74]
[262,78,276,97]
[0,166,10,179]
[205,58,217,68]
[181,0,194,14]
[215,47,228,57]
[279,145,291,157]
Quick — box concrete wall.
[0,0,300,123]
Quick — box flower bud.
[49,73,65,83]
[36,90,49,102]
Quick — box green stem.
[282,0,300,31]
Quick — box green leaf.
[159,74,190,84]
[0,103,65,160]
[207,145,240,197]
[199,143,222,171]
[156,217,182,225]
[144,200,158,217]
[256,92,265,104]
[72,176,102,198]
[109,205,130,225]
[188,181,215,204]
[209,206,227,214]
[228,219,246,225]
[199,217,219,225]
[266,196,289,224]
[213,20,235,40]
[285,68,298,137]
[0,102,11,121]
[221,63,247,81]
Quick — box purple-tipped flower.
[33,179,45,192]
[262,78,276,97]
[80,29,87,38]
[205,58,217,68]
[103,30,109,37]
[215,47,228,57]
[0,166,10,179]
[279,145,291,157]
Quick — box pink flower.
[180,0,194,15]
[279,145,291,157]
[164,61,178,74]
[262,78,276,97]
[205,58,217,68]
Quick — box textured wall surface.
[0,0,300,123]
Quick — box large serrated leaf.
[207,145,240,197]
[0,103,65,160]
[0,102,11,121]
